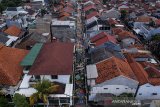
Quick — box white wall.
[95,76,139,89]
[88,76,139,101]
[87,79,96,86]
[5,11,18,18]
[136,84,160,100]
[88,25,103,31]
[40,75,70,84]
[86,17,97,25]
[91,85,136,95]
[89,84,136,101]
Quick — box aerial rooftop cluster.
[0,0,160,107]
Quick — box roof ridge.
[112,57,125,75]
[0,44,4,50]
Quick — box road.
[73,2,88,107]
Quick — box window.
[26,45,32,50]
[35,75,40,80]
[51,75,58,79]
[25,66,31,70]
[116,88,119,89]
[99,26,110,30]
[139,93,142,95]
[152,93,157,95]
[125,88,128,89]
[104,88,108,90]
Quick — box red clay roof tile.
[83,4,96,11]
[29,42,74,75]
[0,44,28,85]
[4,26,21,37]
[91,32,117,46]
[86,11,100,19]
[125,54,149,85]
[112,28,123,35]
[154,19,160,26]
[136,16,152,23]
[96,57,137,84]
[108,18,119,25]
[118,30,139,40]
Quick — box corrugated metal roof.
[0,34,9,44]
[87,65,98,79]
[20,43,43,66]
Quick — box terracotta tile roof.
[29,42,74,75]
[0,44,28,85]
[135,16,152,23]
[154,19,160,26]
[128,44,145,50]
[66,2,74,8]
[54,5,63,11]
[111,28,123,35]
[62,6,74,13]
[4,26,21,37]
[90,32,117,46]
[83,4,96,11]
[125,54,149,85]
[130,53,152,58]
[145,66,160,78]
[59,12,71,20]
[139,61,158,68]
[96,57,137,84]
[148,78,160,86]
[117,30,139,40]
[86,11,100,19]
[60,1,65,6]
[108,18,119,25]
[138,62,160,85]
[146,66,160,85]
[59,12,70,17]
[93,0,101,4]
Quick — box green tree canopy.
[152,34,160,41]
[0,97,9,107]
[13,93,29,107]
[120,10,127,20]
[0,0,22,12]
[29,80,59,106]
[7,1,16,7]
[0,3,5,14]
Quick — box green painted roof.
[20,43,43,66]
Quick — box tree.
[151,34,160,41]
[149,20,155,27]
[120,10,127,20]
[13,93,29,107]
[0,3,4,14]
[41,8,47,17]
[7,1,16,7]
[29,80,59,106]
[148,34,160,60]
[0,0,22,12]
[0,97,9,107]
[52,0,60,4]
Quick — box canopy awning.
[20,43,43,66]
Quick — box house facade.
[87,57,139,102]
[16,42,75,106]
